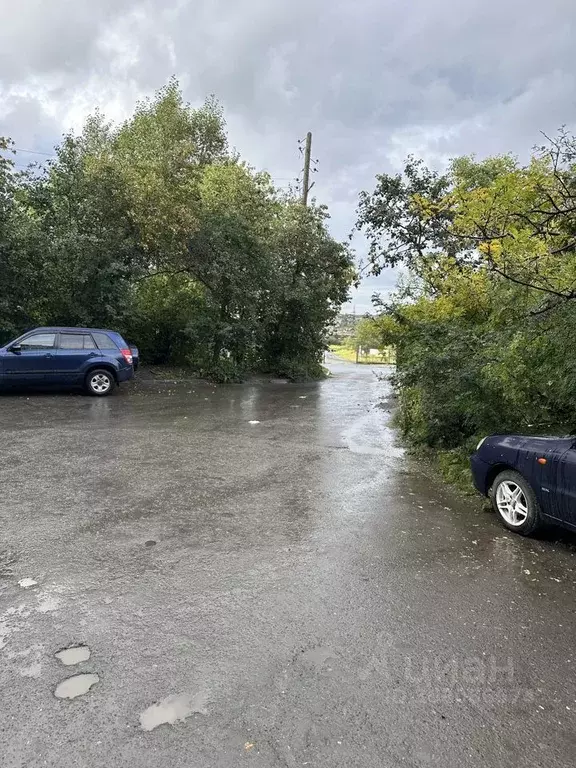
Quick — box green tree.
[355,134,576,471]
[353,317,380,350]
[111,83,228,267]
[24,130,141,328]
[0,140,47,341]
[262,202,354,378]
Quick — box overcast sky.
[1,0,575,312]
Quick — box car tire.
[85,369,116,397]
[489,469,542,535]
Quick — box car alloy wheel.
[90,373,111,394]
[495,480,528,527]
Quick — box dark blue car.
[0,327,134,396]
[471,434,576,535]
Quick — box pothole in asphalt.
[139,692,209,731]
[55,645,91,665]
[144,540,157,547]
[54,673,99,699]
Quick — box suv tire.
[85,369,116,397]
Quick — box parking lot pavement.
[1,362,576,767]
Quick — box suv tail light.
[120,348,133,365]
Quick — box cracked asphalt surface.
[1,356,576,767]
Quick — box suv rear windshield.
[92,332,119,350]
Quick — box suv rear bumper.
[117,366,134,383]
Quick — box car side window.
[20,333,56,350]
[92,333,118,350]
[60,333,97,350]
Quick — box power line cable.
[11,147,55,157]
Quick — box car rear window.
[92,332,119,350]
[59,333,97,350]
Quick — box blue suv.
[0,327,134,396]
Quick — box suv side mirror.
[9,344,22,353]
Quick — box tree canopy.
[0,81,354,380]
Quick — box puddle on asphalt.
[55,645,91,665]
[54,673,99,699]
[139,692,209,731]
[301,646,336,669]
[342,409,404,457]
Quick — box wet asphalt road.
[1,357,576,767]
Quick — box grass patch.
[401,444,478,496]
[436,447,476,494]
[139,365,199,381]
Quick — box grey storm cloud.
[0,0,139,80]
[1,0,575,310]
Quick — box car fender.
[83,359,121,379]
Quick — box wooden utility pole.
[301,131,312,206]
